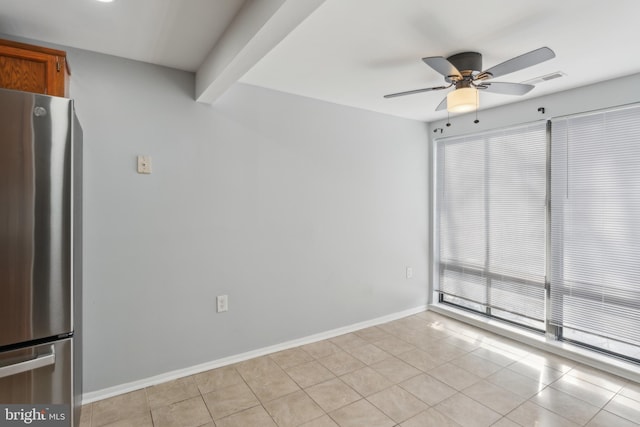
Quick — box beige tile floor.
[79,311,640,427]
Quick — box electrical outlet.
[137,155,152,174]
[406,267,413,279]
[216,295,228,313]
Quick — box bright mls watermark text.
[0,405,69,426]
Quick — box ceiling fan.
[384,47,556,113]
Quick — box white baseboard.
[82,305,427,404]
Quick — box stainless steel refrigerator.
[0,88,82,427]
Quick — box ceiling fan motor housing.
[445,52,482,82]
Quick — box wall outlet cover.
[216,295,228,312]
[406,267,413,279]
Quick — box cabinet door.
[0,42,67,97]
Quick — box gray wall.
[64,49,430,393]
[7,33,640,396]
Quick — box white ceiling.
[0,0,246,71]
[2,0,640,122]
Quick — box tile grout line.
[83,312,640,427]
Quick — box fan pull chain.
[446,111,451,127]
[474,89,480,124]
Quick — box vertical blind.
[436,122,547,326]
[550,105,640,349]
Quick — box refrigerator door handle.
[0,345,55,379]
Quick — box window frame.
[432,105,640,364]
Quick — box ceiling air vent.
[522,71,566,85]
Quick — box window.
[434,105,640,363]
[435,122,547,330]
[550,105,640,361]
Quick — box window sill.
[429,303,640,384]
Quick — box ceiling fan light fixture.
[447,87,477,113]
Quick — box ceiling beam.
[195,0,325,104]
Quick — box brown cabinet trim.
[0,39,70,97]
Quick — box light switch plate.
[137,155,152,174]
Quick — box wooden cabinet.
[0,39,69,97]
